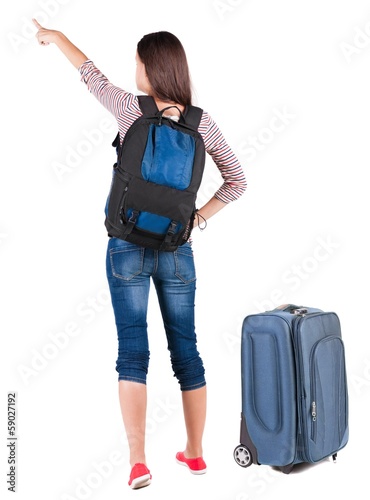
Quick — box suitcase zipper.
[293,311,324,461]
[293,315,308,461]
[310,340,320,443]
[309,334,347,450]
[311,401,317,441]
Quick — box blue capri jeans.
[106,237,206,391]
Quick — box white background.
[1,0,369,499]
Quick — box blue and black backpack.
[104,95,206,251]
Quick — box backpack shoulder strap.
[183,105,203,130]
[137,95,158,115]
[112,96,156,155]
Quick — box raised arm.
[33,19,88,69]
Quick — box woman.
[33,19,247,490]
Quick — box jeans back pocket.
[108,241,144,280]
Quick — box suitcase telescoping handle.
[274,304,308,315]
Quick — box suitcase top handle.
[273,304,308,315]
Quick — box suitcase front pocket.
[308,335,348,461]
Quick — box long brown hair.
[137,31,192,106]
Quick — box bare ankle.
[184,446,203,458]
[130,455,147,467]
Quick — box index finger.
[32,18,43,30]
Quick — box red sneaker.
[176,451,207,475]
[128,463,152,489]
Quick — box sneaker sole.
[130,474,151,489]
[176,458,207,475]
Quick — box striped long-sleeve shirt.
[79,60,247,204]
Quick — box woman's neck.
[153,97,185,116]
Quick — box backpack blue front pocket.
[127,209,182,235]
[141,124,195,190]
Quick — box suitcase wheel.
[233,445,252,468]
[279,464,294,474]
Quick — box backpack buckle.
[122,210,139,237]
[160,221,178,250]
[167,221,177,235]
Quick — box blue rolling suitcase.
[234,304,349,474]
